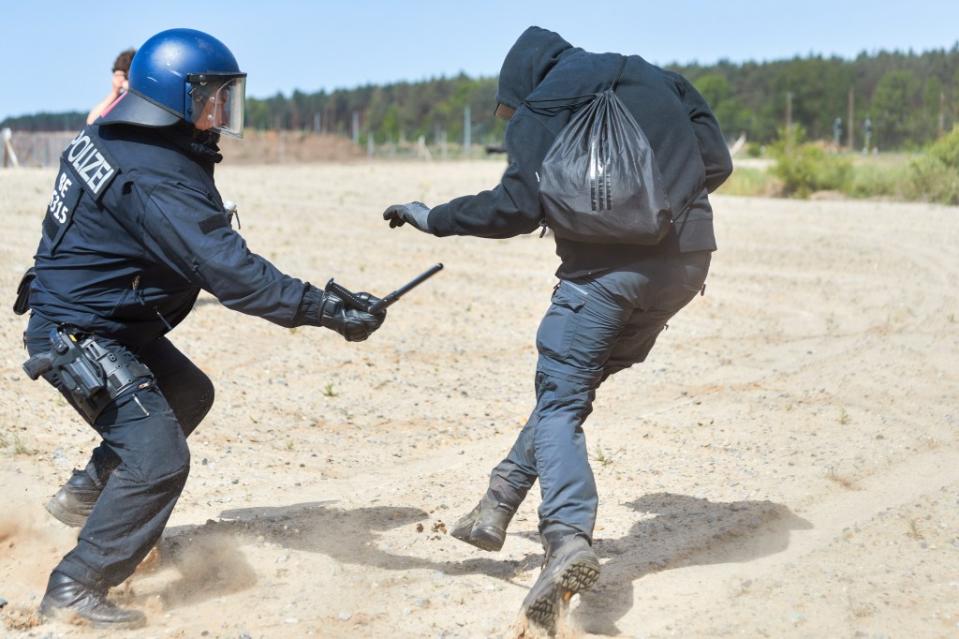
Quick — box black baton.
[368,263,443,313]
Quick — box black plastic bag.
[538,88,672,244]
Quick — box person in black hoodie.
[383,26,732,631]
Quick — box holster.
[23,328,153,423]
[13,267,35,315]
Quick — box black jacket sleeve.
[675,75,734,193]
[138,182,311,328]
[427,113,548,238]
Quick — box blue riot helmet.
[99,28,247,138]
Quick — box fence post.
[2,128,19,168]
[847,87,855,150]
[463,106,471,157]
[417,135,432,161]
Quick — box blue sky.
[2,0,958,120]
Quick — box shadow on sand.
[140,493,809,631]
[146,501,540,608]
[572,492,812,635]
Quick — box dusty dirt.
[0,161,957,638]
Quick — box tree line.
[4,46,959,150]
[677,46,959,149]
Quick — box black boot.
[39,572,146,629]
[46,464,104,528]
[521,533,600,635]
[450,493,516,552]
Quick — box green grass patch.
[843,161,910,199]
[717,167,779,197]
[732,127,959,205]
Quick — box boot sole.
[523,557,600,632]
[45,497,88,528]
[450,524,505,552]
[39,602,147,630]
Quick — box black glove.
[304,288,386,342]
[383,201,432,232]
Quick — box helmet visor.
[189,74,246,138]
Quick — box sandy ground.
[0,160,957,639]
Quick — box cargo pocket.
[536,281,588,360]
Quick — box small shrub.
[906,155,959,205]
[13,434,31,456]
[927,125,959,169]
[898,126,959,205]
[770,126,852,198]
[592,444,613,466]
[745,142,763,158]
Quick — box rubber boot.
[46,462,105,528]
[520,532,600,634]
[39,571,146,629]
[450,493,516,552]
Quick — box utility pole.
[847,87,855,150]
[939,90,946,137]
[435,125,448,161]
[785,91,793,134]
[784,91,794,154]
[463,106,472,156]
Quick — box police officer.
[22,29,385,628]
[383,27,732,632]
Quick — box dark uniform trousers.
[25,314,213,590]
[489,250,710,540]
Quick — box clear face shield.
[188,74,247,138]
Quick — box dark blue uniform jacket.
[427,27,734,279]
[29,123,313,348]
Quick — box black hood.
[496,27,575,109]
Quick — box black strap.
[524,94,597,117]
[523,54,629,116]
[611,55,628,91]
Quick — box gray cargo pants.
[488,250,711,540]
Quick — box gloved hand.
[383,201,432,232]
[305,288,386,342]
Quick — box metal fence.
[1,127,504,169]
[4,131,75,168]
